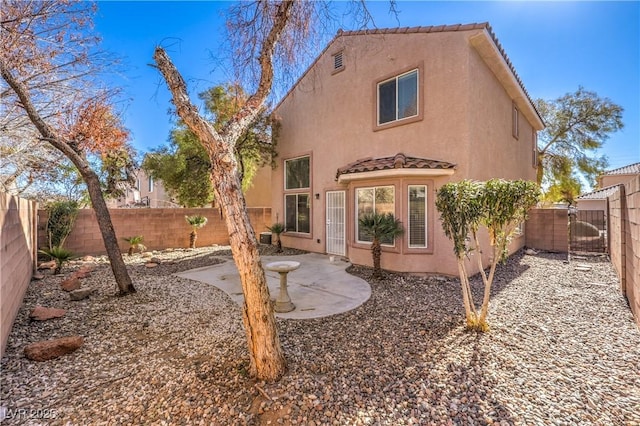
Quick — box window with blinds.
[408,185,427,248]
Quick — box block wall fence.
[608,176,640,327]
[1,192,38,357]
[37,207,272,255]
[525,208,569,253]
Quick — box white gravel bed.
[1,248,638,425]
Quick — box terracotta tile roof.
[576,185,620,200]
[336,153,456,179]
[603,162,640,176]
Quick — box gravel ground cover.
[1,247,638,425]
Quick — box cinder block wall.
[525,208,569,252]
[1,192,37,357]
[608,177,640,327]
[37,207,272,255]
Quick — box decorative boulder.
[60,277,81,292]
[30,306,66,321]
[24,336,84,361]
[69,287,95,301]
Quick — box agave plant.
[39,246,74,275]
[185,215,208,248]
[358,212,404,278]
[267,222,285,252]
[123,235,146,255]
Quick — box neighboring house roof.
[576,185,620,200]
[336,153,456,181]
[275,22,544,129]
[602,162,640,176]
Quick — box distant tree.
[542,174,582,206]
[185,215,208,249]
[357,212,404,278]
[142,83,278,207]
[535,87,624,189]
[1,0,136,295]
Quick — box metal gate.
[569,210,607,253]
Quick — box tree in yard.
[154,0,392,382]
[542,174,582,206]
[535,87,624,191]
[436,179,540,331]
[1,0,136,295]
[142,84,278,207]
[357,212,404,278]
[123,236,146,256]
[267,222,285,252]
[185,215,208,249]
[39,246,74,275]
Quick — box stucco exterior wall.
[576,199,606,212]
[600,174,637,189]
[37,207,271,256]
[608,177,640,327]
[1,192,37,357]
[272,29,539,275]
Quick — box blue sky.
[94,1,639,172]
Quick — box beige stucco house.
[271,23,543,276]
[108,166,272,208]
[597,162,640,189]
[576,162,640,212]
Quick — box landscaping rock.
[82,256,96,262]
[525,248,538,255]
[60,277,81,292]
[150,257,162,264]
[69,287,95,301]
[24,336,83,361]
[29,306,66,321]
[72,266,95,279]
[32,273,45,281]
[145,262,158,268]
[38,261,56,270]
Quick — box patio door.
[326,191,346,256]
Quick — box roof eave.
[469,29,544,131]
[337,168,455,183]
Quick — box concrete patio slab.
[175,253,371,319]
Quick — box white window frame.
[284,155,310,190]
[377,69,419,126]
[408,185,428,248]
[148,176,154,193]
[284,193,310,234]
[355,185,396,246]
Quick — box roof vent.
[333,51,343,70]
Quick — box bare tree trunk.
[154,46,286,381]
[83,171,136,295]
[0,61,135,295]
[190,230,197,249]
[215,173,286,380]
[457,259,477,327]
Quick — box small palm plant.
[267,222,285,252]
[358,212,404,278]
[123,235,146,255]
[39,246,74,275]
[185,215,208,248]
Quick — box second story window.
[285,156,310,190]
[378,69,418,125]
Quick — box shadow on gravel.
[259,252,534,424]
